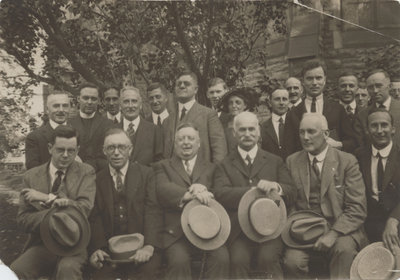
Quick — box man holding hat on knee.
[213,111,296,279]
[10,125,96,280]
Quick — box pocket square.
[335,185,343,189]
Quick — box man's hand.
[53,198,71,208]
[189,184,207,195]
[194,191,214,205]
[326,137,343,149]
[314,230,339,252]
[383,217,400,254]
[130,245,154,264]
[257,180,280,194]
[89,249,110,269]
[181,191,194,203]
[20,189,48,202]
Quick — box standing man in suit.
[207,77,229,118]
[285,59,357,154]
[119,86,163,165]
[25,93,71,170]
[146,82,170,126]
[285,77,303,108]
[391,77,400,100]
[356,109,400,252]
[154,123,229,280]
[213,112,296,279]
[337,71,360,123]
[163,71,227,163]
[355,84,370,109]
[88,128,162,279]
[10,125,96,279]
[103,86,121,124]
[69,83,114,172]
[284,113,367,279]
[354,69,400,147]
[260,87,290,160]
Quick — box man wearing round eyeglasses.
[88,128,162,279]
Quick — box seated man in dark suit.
[119,86,163,165]
[285,59,357,155]
[25,93,71,170]
[103,86,121,124]
[69,83,114,171]
[88,128,162,279]
[213,112,296,279]
[146,82,170,126]
[260,86,290,160]
[337,71,361,123]
[154,123,229,280]
[10,125,96,280]
[356,109,400,252]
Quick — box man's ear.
[48,143,53,153]
[323,129,330,139]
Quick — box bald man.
[285,77,303,108]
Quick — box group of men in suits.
[13,58,400,279]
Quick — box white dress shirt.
[178,99,196,120]
[123,116,140,132]
[109,161,129,190]
[238,145,258,165]
[376,96,392,110]
[107,111,121,123]
[271,113,287,143]
[371,141,392,201]
[152,109,169,125]
[307,144,329,174]
[305,94,324,113]
[49,119,66,130]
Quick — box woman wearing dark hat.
[218,87,258,152]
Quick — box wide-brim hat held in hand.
[106,233,145,263]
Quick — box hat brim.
[40,205,90,257]
[238,188,287,243]
[281,210,327,249]
[181,199,231,251]
[104,257,138,264]
[350,242,400,280]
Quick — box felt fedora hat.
[40,205,90,257]
[350,242,400,280]
[238,188,287,243]
[281,210,329,249]
[181,199,231,251]
[105,233,144,263]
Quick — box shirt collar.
[178,99,196,113]
[49,161,65,176]
[293,98,302,107]
[49,119,66,130]
[123,116,140,131]
[79,111,96,119]
[340,99,357,110]
[107,111,121,122]
[376,96,392,110]
[308,144,329,163]
[372,141,393,158]
[182,155,197,168]
[152,109,169,122]
[306,94,323,101]
[271,113,287,123]
[109,161,129,177]
[238,145,258,162]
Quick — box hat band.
[188,222,221,240]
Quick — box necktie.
[379,104,386,110]
[114,117,119,124]
[245,154,252,168]
[51,170,64,193]
[115,170,124,192]
[184,160,192,175]
[127,122,135,137]
[278,117,284,145]
[377,152,384,199]
[157,115,162,126]
[312,157,320,179]
[346,105,353,115]
[180,107,187,121]
[311,97,317,113]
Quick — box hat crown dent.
[49,212,80,247]
[188,205,221,239]
[249,198,280,236]
[109,235,142,253]
[290,216,328,243]
[358,246,394,280]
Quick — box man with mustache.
[285,59,357,155]
[146,82,170,126]
[354,69,400,147]
[103,86,121,124]
[69,83,114,172]
[119,86,163,165]
[285,77,303,108]
[25,93,71,170]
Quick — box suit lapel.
[360,147,373,195]
[191,157,207,183]
[125,164,139,215]
[298,151,311,203]
[250,150,266,178]
[383,145,398,188]
[265,119,279,146]
[320,147,338,199]
[101,167,115,231]
[63,162,80,196]
[231,150,249,178]
[36,163,52,193]
[43,123,55,143]
[185,102,201,123]
[131,118,145,159]
[171,156,191,185]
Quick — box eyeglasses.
[176,81,192,87]
[104,145,131,153]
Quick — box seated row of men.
[10,104,400,279]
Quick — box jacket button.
[249,179,253,184]
[168,230,174,234]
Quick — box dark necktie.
[127,122,135,137]
[113,117,119,124]
[115,170,124,192]
[379,104,386,110]
[377,152,384,199]
[311,97,317,113]
[180,107,187,121]
[157,115,162,126]
[346,105,353,115]
[278,117,284,145]
[245,154,252,169]
[312,157,320,179]
[51,170,64,193]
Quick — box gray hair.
[233,111,259,132]
[300,113,328,130]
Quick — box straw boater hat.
[281,210,330,249]
[106,233,144,263]
[40,206,90,257]
[238,188,287,243]
[181,199,231,251]
[350,242,400,280]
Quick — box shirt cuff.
[276,184,283,196]
[47,193,57,204]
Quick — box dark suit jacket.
[163,102,227,163]
[17,161,96,249]
[69,112,114,171]
[119,117,163,166]
[285,98,358,155]
[25,123,54,170]
[212,148,296,244]
[354,99,400,148]
[89,163,162,254]
[153,156,216,249]
[260,118,289,160]
[286,146,368,247]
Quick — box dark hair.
[79,83,99,96]
[367,108,394,126]
[176,122,199,133]
[50,125,80,145]
[268,85,288,98]
[219,87,258,113]
[147,82,167,96]
[301,59,327,77]
[392,77,400,83]
[208,77,227,89]
[176,70,198,84]
[338,70,358,81]
[103,86,120,97]
[104,128,132,145]
[367,69,390,80]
